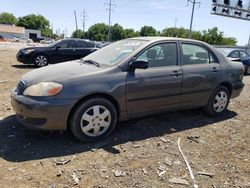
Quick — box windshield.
[217,48,234,57]
[83,39,147,66]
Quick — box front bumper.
[11,89,77,131]
[231,80,245,99]
[16,51,32,64]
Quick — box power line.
[105,0,116,41]
[187,0,200,38]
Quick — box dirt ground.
[0,43,249,188]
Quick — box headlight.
[23,82,63,97]
[23,49,35,54]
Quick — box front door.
[126,42,182,117]
[53,40,77,63]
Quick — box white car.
[40,38,55,44]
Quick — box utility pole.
[188,0,200,38]
[105,0,116,42]
[74,10,78,31]
[81,9,87,33]
[174,18,178,28]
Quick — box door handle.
[211,67,218,73]
[171,70,182,76]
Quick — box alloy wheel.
[35,55,48,67]
[80,105,111,137]
[213,91,228,113]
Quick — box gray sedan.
[11,37,245,142]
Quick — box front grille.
[16,79,27,95]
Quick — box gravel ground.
[0,45,249,188]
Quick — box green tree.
[124,29,139,38]
[87,23,109,41]
[161,26,237,45]
[17,14,52,37]
[221,37,237,46]
[111,23,125,41]
[140,26,157,36]
[0,12,17,25]
[201,27,223,45]
[71,29,84,38]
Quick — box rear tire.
[70,98,117,142]
[204,86,230,117]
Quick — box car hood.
[22,60,106,86]
[20,46,52,51]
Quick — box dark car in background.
[12,37,245,142]
[16,39,100,67]
[217,48,250,75]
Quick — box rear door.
[76,40,97,59]
[180,42,221,109]
[126,42,182,117]
[52,40,77,63]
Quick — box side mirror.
[129,60,148,71]
[55,46,61,50]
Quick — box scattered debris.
[158,170,166,177]
[177,138,198,188]
[113,170,126,177]
[0,80,8,84]
[164,158,172,167]
[169,177,189,185]
[187,135,200,143]
[91,141,110,151]
[142,168,148,175]
[160,137,173,143]
[71,172,80,185]
[197,171,215,178]
[55,159,71,165]
[158,164,167,171]
[56,171,63,177]
[133,144,141,148]
[160,137,168,143]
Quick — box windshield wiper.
[81,59,100,67]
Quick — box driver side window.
[137,43,177,68]
[228,51,240,58]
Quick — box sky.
[0,0,250,45]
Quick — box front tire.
[204,86,230,116]
[70,98,117,142]
[33,54,49,67]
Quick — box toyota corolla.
[11,37,245,142]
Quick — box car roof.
[128,36,207,44]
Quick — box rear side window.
[77,41,95,48]
[181,43,217,65]
[240,51,249,59]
